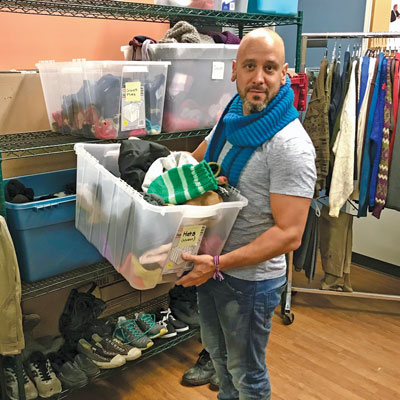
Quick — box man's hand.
[176,253,215,287]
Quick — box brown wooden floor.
[66,263,400,400]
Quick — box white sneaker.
[3,357,38,400]
[26,352,62,398]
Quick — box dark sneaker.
[91,333,141,361]
[26,351,62,398]
[49,354,88,389]
[209,372,220,389]
[113,317,153,350]
[155,311,177,339]
[77,339,126,369]
[3,356,38,400]
[161,308,189,333]
[74,354,100,378]
[135,312,168,339]
[182,349,216,386]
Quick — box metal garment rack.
[281,31,400,326]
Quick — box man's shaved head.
[232,28,288,115]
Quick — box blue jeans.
[197,273,286,400]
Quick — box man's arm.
[191,140,208,162]
[176,193,311,287]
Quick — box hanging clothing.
[326,52,352,194]
[302,57,330,196]
[386,103,400,211]
[293,205,319,281]
[329,60,357,217]
[358,53,385,217]
[319,205,353,278]
[372,58,393,219]
[369,56,388,209]
[389,53,400,166]
[328,61,341,138]
[357,56,370,118]
[0,216,24,355]
[352,56,379,201]
[325,60,335,113]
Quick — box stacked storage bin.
[146,43,239,132]
[4,169,104,282]
[37,60,170,138]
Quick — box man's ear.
[281,63,288,85]
[231,60,237,82]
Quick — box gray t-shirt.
[205,118,316,281]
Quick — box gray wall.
[276,0,367,68]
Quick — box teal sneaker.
[113,317,153,350]
[135,312,168,339]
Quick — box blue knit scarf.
[204,76,298,187]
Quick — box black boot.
[182,349,215,386]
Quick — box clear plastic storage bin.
[74,142,248,290]
[36,60,170,138]
[146,44,239,132]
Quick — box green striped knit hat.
[147,160,218,205]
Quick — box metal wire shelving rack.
[0,3,303,398]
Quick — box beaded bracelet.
[213,255,224,281]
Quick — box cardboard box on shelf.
[0,71,76,178]
[100,291,141,318]
[140,282,175,304]
[0,71,50,134]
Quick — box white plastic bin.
[36,60,170,138]
[74,142,248,290]
[146,43,239,132]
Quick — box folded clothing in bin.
[74,142,248,290]
[4,169,104,282]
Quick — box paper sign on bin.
[163,224,206,274]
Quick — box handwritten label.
[178,225,204,247]
[125,81,141,102]
[212,62,225,80]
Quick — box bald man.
[177,29,316,399]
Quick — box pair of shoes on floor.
[48,352,89,390]
[3,356,38,400]
[26,351,62,398]
[77,338,126,370]
[91,333,142,361]
[155,308,189,339]
[182,349,219,389]
[112,313,167,350]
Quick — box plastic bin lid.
[36,59,171,69]
[147,43,239,60]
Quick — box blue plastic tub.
[4,169,104,282]
[247,0,298,15]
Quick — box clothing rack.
[281,31,400,326]
[300,31,400,72]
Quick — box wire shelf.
[21,261,115,301]
[0,129,210,160]
[1,0,301,28]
